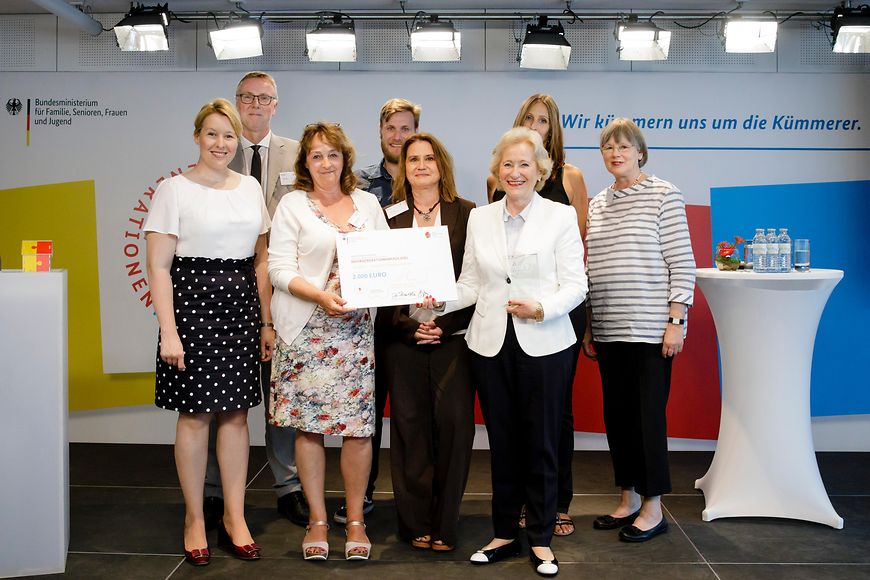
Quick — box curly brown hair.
[293,123,358,194]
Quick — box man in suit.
[203,71,309,528]
[333,98,421,524]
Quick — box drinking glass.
[794,239,810,272]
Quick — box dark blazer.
[377,196,476,345]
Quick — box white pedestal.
[695,268,844,529]
[0,271,69,576]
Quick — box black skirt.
[154,256,263,413]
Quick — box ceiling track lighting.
[520,16,572,70]
[409,12,461,62]
[113,3,170,52]
[616,14,671,61]
[723,16,779,53]
[208,15,264,61]
[831,4,870,54]
[306,11,356,63]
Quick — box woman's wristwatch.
[261,322,275,329]
[667,317,685,325]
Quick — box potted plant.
[715,236,745,271]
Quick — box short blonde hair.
[294,123,358,195]
[489,127,553,192]
[392,133,459,204]
[193,98,242,138]
[599,118,649,168]
[236,71,278,97]
[379,98,421,128]
[512,94,565,181]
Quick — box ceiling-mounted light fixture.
[520,16,571,70]
[113,3,170,51]
[306,11,356,62]
[724,17,778,53]
[209,18,263,60]
[616,15,671,61]
[831,4,870,53]
[410,13,461,62]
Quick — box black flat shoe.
[593,509,640,530]
[469,539,521,564]
[530,550,559,577]
[619,518,669,542]
[278,490,310,527]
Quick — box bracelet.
[534,302,544,323]
[667,317,685,325]
[261,322,275,329]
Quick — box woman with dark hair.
[583,118,696,543]
[488,94,589,537]
[145,98,272,566]
[268,122,388,561]
[381,132,476,552]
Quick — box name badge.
[385,200,409,219]
[279,171,295,186]
[347,211,367,229]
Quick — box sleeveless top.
[492,165,569,205]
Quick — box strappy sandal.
[302,520,330,561]
[554,513,575,537]
[411,535,432,549]
[518,505,527,529]
[431,540,455,552]
[345,520,371,561]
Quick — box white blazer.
[268,188,389,345]
[446,195,588,357]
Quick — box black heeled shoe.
[619,518,669,542]
[183,547,210,566]
[593,509,640,530]
[218,520,262,560]
[530,549,559,577]
[469,539,521,564]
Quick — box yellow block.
[1,181,154,410]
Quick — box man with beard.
[333,98,420,525]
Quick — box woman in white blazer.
[425,127,586,577]
[268,123,388,562]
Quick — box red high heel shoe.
[218,520,261,560]
[183,547,210,566]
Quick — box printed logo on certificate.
[508,254,540,301]
[335,226,458,309]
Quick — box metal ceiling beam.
[28,0,103,35]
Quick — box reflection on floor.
[32,445,870,579]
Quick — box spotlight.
[209,19,263,60]
[724,18,778,53]
[306,12,356,62]
[831,5,870,53]
[410,14,461,62]
[616,15,671,61]
[520,16,571,70]
[113,3,170,52]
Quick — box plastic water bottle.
[778,228,791,272]
[766,229,778,272]
[752,228,767,272]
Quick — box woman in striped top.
[582,118,696,543]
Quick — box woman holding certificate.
[422,127,586,576]
[379,133,476,552]
[267,122,388,562]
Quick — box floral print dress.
[269,197,376,437]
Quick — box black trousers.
[558,301,586,512]
[474,317,574,547]
[595,341,673,497]
[367,337,388,499]
[386,336,475,545]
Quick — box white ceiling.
[0,0,843,15]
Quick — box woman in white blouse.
[268,123,388,562]
[145,98,274,565]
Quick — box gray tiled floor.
[29,445,870,579]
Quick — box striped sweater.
[586,175,696,343]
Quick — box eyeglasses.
[600,144,635,154]
[304,122,342,129]
[237,93,277,105]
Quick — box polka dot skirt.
[155,256,263,414]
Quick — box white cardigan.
[268,188,389,345]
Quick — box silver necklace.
[413,200,440,222]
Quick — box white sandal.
[302,521,329,561]
[344,520,371,561]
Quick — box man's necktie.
[250,144,262,184]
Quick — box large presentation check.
[335,226,458,308]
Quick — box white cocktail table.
[694,268,844,529]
